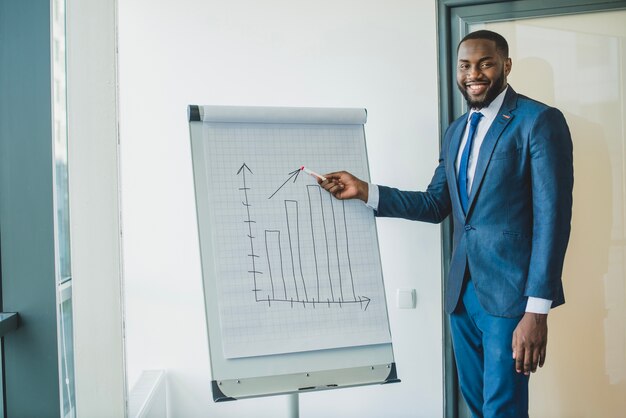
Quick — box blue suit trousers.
[450,280,529,418]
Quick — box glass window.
[52,0,76,416]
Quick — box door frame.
[66,0,127,415]
[436,0,626,416]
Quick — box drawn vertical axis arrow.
[237,163,262,301]
[267,167,302,200]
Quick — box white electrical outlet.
[396,289,416,309]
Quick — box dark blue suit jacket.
[376,87,573,317]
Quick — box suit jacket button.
[464,225,472,231]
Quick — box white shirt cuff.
[525,297,552,314]
[365,183,379,210]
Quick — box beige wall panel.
[479,11,626,417]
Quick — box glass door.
[475,11,626,416]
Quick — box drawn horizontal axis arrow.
[254,296,372,311]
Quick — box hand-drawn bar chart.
[191,105,391,358]
[239,164,371,311]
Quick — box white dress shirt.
[455,88,508,194]
[366,86,552,314]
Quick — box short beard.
[459,69,506,110]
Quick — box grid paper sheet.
[195,106,391,358]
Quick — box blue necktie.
[458,112,483,214]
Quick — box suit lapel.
[466,88,518,215]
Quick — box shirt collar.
[468,85,509,122]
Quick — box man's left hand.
[512,312,548,375]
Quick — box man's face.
[456,38,511,109]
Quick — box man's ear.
[504,57,512,76]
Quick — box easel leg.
[287,393,299,418]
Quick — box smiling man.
[320,30,573,417]
[457,34,510,108]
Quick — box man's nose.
[468,65,481,79]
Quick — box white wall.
[118,1,442,417]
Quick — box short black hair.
[458,30,509,58]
